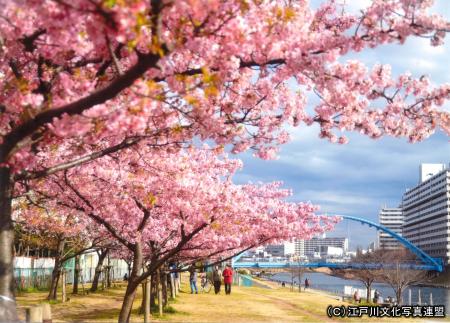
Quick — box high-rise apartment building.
[378,207,403,249]
[294,240,305,257]
[402,163,450,263]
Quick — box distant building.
[318,246,344,258]
[294,240,305,257]
[402,163,450,264]
[265,242,295,257]
[378,207,403,249]
[303,237,348,258]
[420,163,447,183]
[246,246,267,258]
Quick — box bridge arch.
[335,214,442,271]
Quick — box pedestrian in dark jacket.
[212,266,222,294]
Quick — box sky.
[233,1,450,250]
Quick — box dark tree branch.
[3,52,161,158]
[106,35,123,76]
[14,136,143,181]
[20,28,46,52]
[60,238,107,263]
[134,197,152,233]
[137,221,210,283]
[62,172,135,250]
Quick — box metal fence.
[65,266,129,285]
[14,268,53,291]
[14,265,129,291]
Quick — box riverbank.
[253,275,346,302]
[330,270,449,289]
[16,275,450,322]
[266,270,450,309]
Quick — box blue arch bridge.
[232,215,444,272]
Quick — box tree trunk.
[157,268,163,316]
[91,249,108,292]
[61,270,67,302]
[48,267,60,300]
[119,280,138,323]
[48,238,65,300]
[144,278,151,323]
[162,270,168,307]
[102,267,107,290]
[73,255,80,294]
[0,166,19,322]
[365,279,372,303]
[118,243,143,323]
[396,287,403,305]
[169,273,175,299]
[150,273,156,309]
[106,255,111,288]
[139,281,146,315]
[297,269,302,293]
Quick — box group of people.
[189,265,234,295]
[353,289,378,304]
[352,289,394,305]
[212,265,234,294]
[280,278,310,290]
[373,289,390,304]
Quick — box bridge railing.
[232,260,442,271]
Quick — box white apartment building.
[378,207,403,249]
[264,242,296,257]
[402,163,450,264]
[301,237,348,258]
[294,240,305,257]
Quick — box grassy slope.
[16,276,449,322]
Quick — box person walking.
[374,289,380,304]
[212,266,223,294]
[304,278,310,290]
[223,265,233,295]
[189,267,198,294]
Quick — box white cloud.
[408,58,437,71]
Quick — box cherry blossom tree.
[0,1,449,320]
[28,146,337,322]
[14,196,110,300]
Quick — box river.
[269,272,450,312]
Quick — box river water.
[270,272,450,311]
